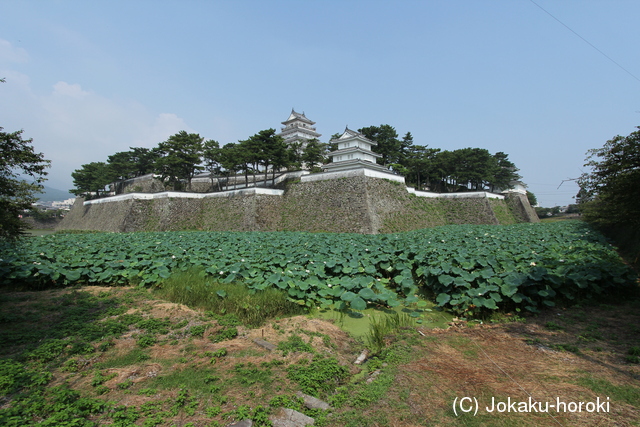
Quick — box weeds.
[365,312,415,353]
[210,327,238,343]
[287,356,349,397]
[277,334,315,355]
[155,268,306,327]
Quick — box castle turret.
[278,109,321,150]
[323,127,389,173]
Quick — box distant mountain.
[35,186,76,202]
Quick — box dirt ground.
[2,286,639,426]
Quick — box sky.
[2,0,639,207]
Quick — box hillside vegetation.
[0,285,638,426]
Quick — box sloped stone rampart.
[57,177,537,233]
[57,197,133,232]
[505,192,540,223]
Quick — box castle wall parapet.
[84,187,285,205]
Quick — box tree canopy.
[0,127,50,240]
[156,131,204,191]
[71,162,112,198]
[70,122,522,197]
[354,124,521,192]
[578,126,640,229]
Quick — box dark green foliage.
[0,126,50,240]
[232,362,273,387]
[286,356,349,397]
[277,334,315,355]
[156,268,305,327]
[107,147,159,181]
[210,327,238,343]
[189,324,208,337]
[578,127,640,268]
[301,138,327,170]
[71,161,112,198]
[137,334,157,348]
[155,131,205,191]
[1,222,635,318]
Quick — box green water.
[24,229,56,236]
[310,301,454,339]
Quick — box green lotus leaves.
[0,221,635,317]
[340,291,357,302]
[436,293,451,306]
[438,275,455,286]
[350,296,367,311]
[358,287,376,301]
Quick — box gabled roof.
[282,109,315,125]
[331,126,376,145]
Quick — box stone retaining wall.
[57,176,538,233]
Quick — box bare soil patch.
[1,286,638,426]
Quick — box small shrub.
[138,387,158,396]
[138,334,157,348]
[206,405,222,417]
[287,356,349,397]
[210,327,238,343]
[117,379,134,390]
[189,324,208,337]
[268,394,303,411]
[155,268,305,327]
[92,371,117,387]
[545,321,563,331]
[626,347,640,363]
[277,334,314,356]
[207,348,227,358]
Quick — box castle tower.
[324,127,388,173]
[278,109,321,150]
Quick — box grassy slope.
[0,286,638,426]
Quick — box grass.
[1,283,639,426]
[366,311,415,353]
[154,268,306,327]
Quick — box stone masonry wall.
[505,192,540,223]
[57,176,536,233]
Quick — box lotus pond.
[1,221,636,316]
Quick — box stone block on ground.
[253,338,277,351]
[226,420,252,427]
[270,407,315,427]
[295,391,331,410]
[354,348,369,365]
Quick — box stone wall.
[21,217,62,230]
[57,176,537,234]
[505,192,540,223]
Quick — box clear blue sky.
[2,0,639,207]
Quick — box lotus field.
[0,221,636,316]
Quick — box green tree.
[71,162,113,198]
[107,150,137,180]
[219,142,251,188]
[301,138,327,171]
[490,151,521,192]
[578,126,640,229]
[0,127,51,239]
[129,147,159,176]
[402,145,440,190]
[202,139,222,191]
[527,191,538,207]
[358,124,401,166]
[327,132,341,155]
[269,136,293,179]
[244,129,288,183]
[155,131,204,191]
